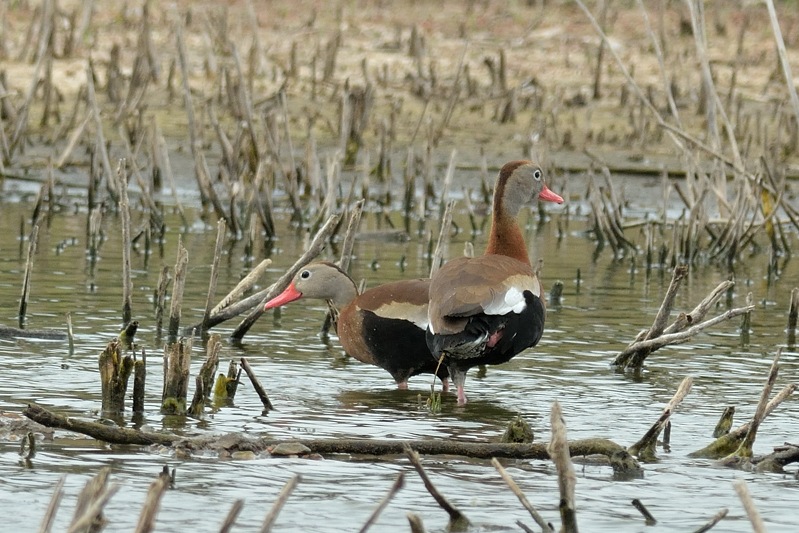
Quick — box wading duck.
[426,160,563,405]
[264,262,449,389]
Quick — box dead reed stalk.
[18,223,39,327]
[167,239,189,340]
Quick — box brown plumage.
[426,160,563,405]
[264,262,448,389]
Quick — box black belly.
[361,311,449,383]
[426,290,545,369]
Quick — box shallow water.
[1,177,798,532]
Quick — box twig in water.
[260,475,301,533]
[403,443,469,529]
[491,458,553,532]
[218,499,244,533]
[67,468,120,533]
[65,312,74,355]
[691,508,728,533]
[406,513,426,533]
[628,376,693,459]
[134,476,169,533]
[358,473,405,533]
[725,350,781,462]
[548,401,578,533]
[209,259,273,318]
[733,480,766,533]
[38,475,65,533]
[202,220,227,332]
[18,223,39,328]
[119,160,133,326]
[631,498,657,526]
[690,383,795,459]
[240,357,274,412]
[167,239,189,340]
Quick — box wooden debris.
[218,499,244,533]
[17,223,39,328]
[548,401,578,533]
[733,480,766,533]
[613,267,754,368]
[188,334,221,417]
[712,406,735,438]
[631,499,657,526]
[132,348,147,414]
[691,508,729,533]
[68,467,119,533]
[492,458,553,533]
[98,340,134,416]
[628,377,692,460]
[162,337,192,415]
[358,473,404,533]
[23,403,638,464]
[119,160,133,326]
[404,443,469,530]
[240,357,274,412]
[134,476,169,533]
[167,240,189,340]
[691,376,795,459]
[260,475,300,533]
[0,324,65,340]
[38,476,66,533]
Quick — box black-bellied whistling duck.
[426,160,564,405]
[264,262,449,389]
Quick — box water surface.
[0,177,798,532]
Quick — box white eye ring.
[533,169,542,181]
[300,270,311,279]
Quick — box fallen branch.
[22,403,638,465]
[690,384,795,459]
[0,324,66,340]
[613,268,752,367]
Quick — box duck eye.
[300,270,311,279]
[533,169,542,181]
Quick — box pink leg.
[441,378,450,393]
[397,381,408,390]
[456,385,468,405]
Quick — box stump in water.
[162,337,191,415]
[132,348,147,414]
[188,334,221,417]
[98,340,134,416]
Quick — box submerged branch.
[613,270,752,368]
[22,403,637,466]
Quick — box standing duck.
[264,262,449,389]
[426,160,563,405]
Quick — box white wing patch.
[371,301,429,330]
[482,275,540,316]
[483,287,526,315]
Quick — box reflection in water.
[1,196,798,532]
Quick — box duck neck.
[328,276,359,311]
[485,211,530,265]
